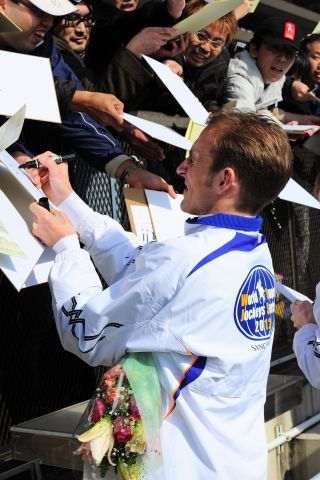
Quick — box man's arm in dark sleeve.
[54,77,77,119]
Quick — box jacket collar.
[186,213,262,232]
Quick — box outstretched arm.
[291,300,320,388]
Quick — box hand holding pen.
[19,153,77,170]
[19,151,74,206]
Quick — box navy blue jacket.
[9,35,124,171]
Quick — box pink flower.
[89,398,107,424]
[128,395,141,420]
[105,386,119,404]
[102,365,124,389]
[113,417,133,443]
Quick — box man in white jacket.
[29,112,292,479]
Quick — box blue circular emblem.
[234,265,275,341]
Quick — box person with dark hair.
[223,17,319,124]
[29,111,293,480]
[160,3,237,112]
[85,0,185,74]
[282,33,320,119]
[0,0,175,195]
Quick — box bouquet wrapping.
[74,353,164,480]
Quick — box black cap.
[254,17,303,51]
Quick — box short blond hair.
[205,112,293,214]
[183,0,237,44]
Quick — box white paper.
[172,0,243,37]
[0,105,26,152]
[0,189,48,291]
[144,190,189,241]
[123,113,193,151]
[279,178,320,210]
[283,124,320,134]
[312,20,320,34]
[275,281,313,303]
[142,55,209,126]
[0,50,61,123]
[130,205,156,244]
[0,150,45,201]
[0,151,53,290]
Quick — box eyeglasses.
[266,44,298,60]
[63,13,96,28]
[195,31,225,49]
[11,0,50,19]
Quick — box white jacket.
[293,282,320,389]
[50,192,276,480]
[223,49,284,123]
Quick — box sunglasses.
[63,13,96,28]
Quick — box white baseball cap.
[29,0,77,16]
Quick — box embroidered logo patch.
[284,22,295,41]
[234,266,275,341]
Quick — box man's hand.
[167,0,185,19]
[123,125,165,161]
[71,91,124,131]
[115,160,176,198]
[290,300,316,330]
[291,80,318,103]
[154,33,189,60]
[26,153,73,206]
[233,0,253,20]
[163,59,184,78]
[126,27,181,57]
[30,202,76,248]
[127,168,177,198]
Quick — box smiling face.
[306,40,320,84]
[53,3,92,54]
[185,28,227,68]
[102,0,138,12]
[0,0,53,52]
[176,128,221,215]
[250,42,297,84]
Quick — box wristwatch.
[119,157,141,187]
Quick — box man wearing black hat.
[223,16,314,124]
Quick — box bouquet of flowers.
[74,353,163,480]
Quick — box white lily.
[77,417,114,466]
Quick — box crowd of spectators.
[1,0,320,194]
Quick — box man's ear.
[249,43,258,59]
[217,167,236,195]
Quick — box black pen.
[18,153,77,169]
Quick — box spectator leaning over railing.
[51,0,183,162]
[222,17,320,125]
[282,34,320,121]
[0,0,175,196]
[103,2,237,115]
[85,0,185,74]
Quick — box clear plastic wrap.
[74,353,164,480]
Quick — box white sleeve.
[293,323,320,388]
[50,240,189,367]
[58,192,141,285]
[223,61,257,112]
